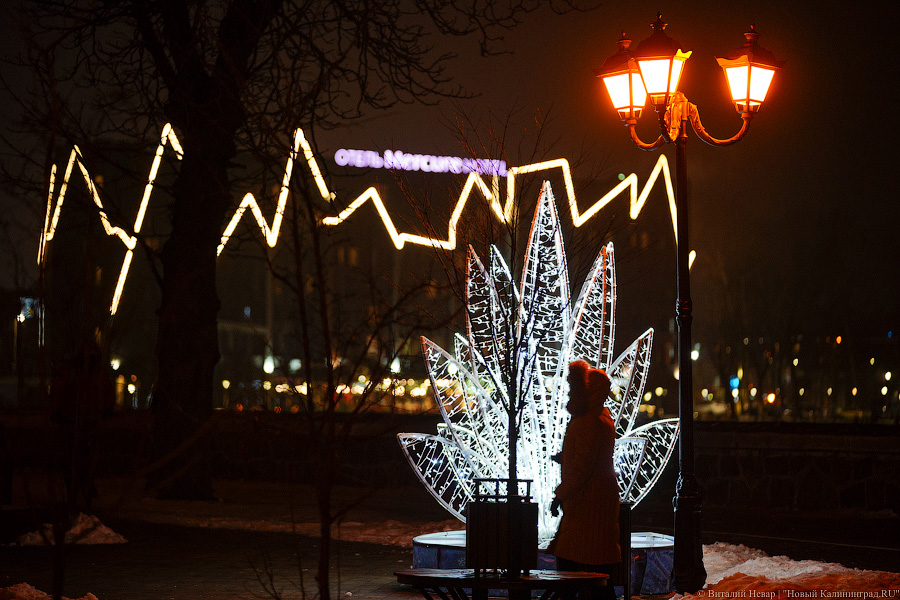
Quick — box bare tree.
[250,159,457,598]
[3,2,595,599]
[4,0,582,505]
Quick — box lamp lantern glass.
[716,25,783,112]
[595,33,647,121]
[634,14,691,107]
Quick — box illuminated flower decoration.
[398,182,679,542]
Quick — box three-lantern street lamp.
[594,14,782,594]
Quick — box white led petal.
[622,419,680,505]
[614,437,647,500]
[570,242,617,370]
[519,184,571,389]
[607,329,654,437]
[397,433,474,521]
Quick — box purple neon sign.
[334,148,508,177]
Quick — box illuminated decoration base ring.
[411,531,675,595]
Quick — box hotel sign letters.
[334,148,508,177]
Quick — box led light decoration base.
[411,531,675,596]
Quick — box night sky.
[1,0,896,346]
[318,0,898,344]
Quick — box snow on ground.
[15,513,127,546]
[0,583,97,600]
[679,542,900,598]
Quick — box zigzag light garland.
[39,123,684,315]
[40,123,184,315]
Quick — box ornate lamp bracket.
[626,91,753,151]
[686,100,753,147]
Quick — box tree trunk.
[150,128,234,500]
[316,448,334,600]
[142,0,281,501]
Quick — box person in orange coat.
[548,362,621,599]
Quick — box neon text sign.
[334,148,508,176]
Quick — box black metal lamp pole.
[671,111,706,593]
[594,15,782,594]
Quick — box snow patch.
[0,583,98,600]
[673,542,900,598]
[16,513,127,546]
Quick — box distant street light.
[594,14,782,594]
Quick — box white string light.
[39,123,685,315]
[39,124,183,314]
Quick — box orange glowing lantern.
[595,32,647,121]
[716,25,783,113]
[633,14,691,107]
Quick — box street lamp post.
[594,14,782,594]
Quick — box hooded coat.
[548,367,621,566]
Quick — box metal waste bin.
[465,478,538,575]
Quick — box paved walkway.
[3,520,422,599]
[1,477,450,599]
[2,476,898,599]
